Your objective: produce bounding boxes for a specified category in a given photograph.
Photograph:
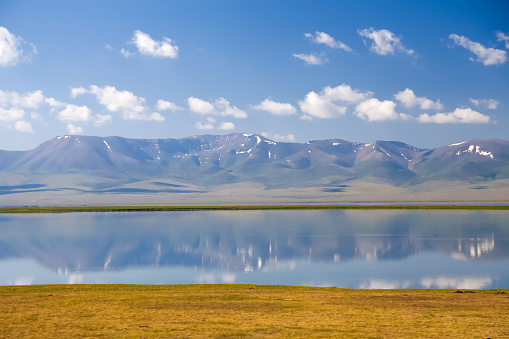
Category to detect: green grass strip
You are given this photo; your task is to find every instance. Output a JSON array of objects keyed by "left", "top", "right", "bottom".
[{"left": 0, "top": 204, "right": 508, "bottom": 213}]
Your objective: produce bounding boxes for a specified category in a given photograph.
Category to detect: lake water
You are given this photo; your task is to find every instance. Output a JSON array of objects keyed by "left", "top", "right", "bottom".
[{"left": 1, "top": 210, "right": 508, "bottom": 289}]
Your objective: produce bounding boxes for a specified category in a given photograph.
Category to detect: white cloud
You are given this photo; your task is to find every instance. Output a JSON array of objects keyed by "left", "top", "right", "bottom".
[
  {"left": 0, "top": 107, "right": 24, "bottom": 122},
  {"left": 252, "top": 98, "right": 296, "bottom": 116},
  {"left": 496, "top": 31, "right": 509, "bottom": 49},
  {"left": 30, "top": 112, "right": 43, "bottom": 120},
  {"left": 127, "top": 30, "right": 178, "bottom": 59},
  {"left": 93, "top": 114, "right": 112, "bottom": 126},
  {"left": 58, "top": 104, "right": 92, "bottom": 122},
  {"left": 354, "top": 98, "right": 410, "bottom": 121},
  {"left": 194, "top": 121, "right": 214, "bottom": 130},
  {"left": 188, "top": 97, "right": 247, "bottom": 118},
  {"left": 67, "top": 123, "right": 83, "bottom": 134},
  {"left": 449, "top": 34, "right": 507, "bottom": 66},
  {"left": 70, "top": 86, "right": 87, "bottom": 98},
  {"left": 0, "top": 26, "right": 37, "bottom": 66},
  {"left": 156, "top": 99, "right": 183, "bottom": 112},
  {"left": 57, "top": 103, "right": 111, "bottom": 127},
  {"left": 358, "top": 28, "right": 414, "bottom": 56},
  {"left": 88, "top": 85, "right": 164, "bottom": 121},
  {"left": 261, "top": 132, "right": 296, "bottom": 142},
  {"left": 469, "top": 98, "right": 498, "bottom": 109},
  {"left": 0, "top": 89, "right": 45, "bottom": 109},
  {"left": 418, "top": 108, "right": 491, "bottom": 124},
  {"left": 120, "top": 48, "right": 134, "bottom": 58},
  {"left": 188, "top": 97, "right": 215, "bottom": 114},
  {"left": 0, "top": 90, "right": 44, "bottom": 131},
  {"left": 14, "top": 120, "right": 33, "bottom": 133},
  {"left": 395, "top": 88, "right": 443, "bottom": 110},
  {"left": 293, "top": 53, "right": 327, "bottom": 65},
  {"left": 298, "top": 84, "right": 372, "bottom": 119},
  {"left": 218, "top": 121, "right": 235, "bottom": 130},
  {"left": 299, "top": 91, "right": 346, "bottom": 119},
  {"left": 304, "top": 31, "right": 353, "bottom": 52},
  {"left": 323, "top": 84, "right": 373, "bottom": 103},
  {"left": 0, "top": 88, "right": 114, "bottom": 133},
  {"left": 194, "top": 117, "right": 216, "bottom": 130},
  {"left": 45, "top": 97, "right": 66, "bottom": 108}
]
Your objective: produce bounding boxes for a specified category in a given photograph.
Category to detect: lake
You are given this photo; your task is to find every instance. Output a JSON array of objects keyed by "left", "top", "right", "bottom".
[{"left": 1, "top": 209, "right": 508, "bottom": 288}]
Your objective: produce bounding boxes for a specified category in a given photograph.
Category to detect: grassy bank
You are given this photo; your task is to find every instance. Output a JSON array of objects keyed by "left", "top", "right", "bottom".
[
  {"left": 1, "top": 284, "right": 508, "bottom": 338},
  {"left": 1, "top": 204, "right": 508, "bottom": 213}
]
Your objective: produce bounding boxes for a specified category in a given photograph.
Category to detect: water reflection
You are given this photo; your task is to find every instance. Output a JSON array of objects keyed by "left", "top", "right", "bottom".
[{"left": 0, "top": 210, "right": 508, "bottom": 288}]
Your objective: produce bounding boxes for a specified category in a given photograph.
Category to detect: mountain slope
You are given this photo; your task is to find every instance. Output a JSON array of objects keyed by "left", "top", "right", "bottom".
[{"left": 1, "top": 134, "right": 508, "bottom": 192}]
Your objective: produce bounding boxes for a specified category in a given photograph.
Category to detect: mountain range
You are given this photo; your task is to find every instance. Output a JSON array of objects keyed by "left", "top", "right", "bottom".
[{"left": 1, "top": 134, "right": 508, "bottom": 205}]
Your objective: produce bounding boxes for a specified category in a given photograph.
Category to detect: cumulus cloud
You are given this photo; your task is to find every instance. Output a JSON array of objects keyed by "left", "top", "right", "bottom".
[
  {"left": 299, "top": 84, "right": 373, "bottom": 119},
  {"left": 57, "top": 104, "right": 93, "bottom": 122},
  {"left": 0, "top": 89, "right": 45, "bottom": 109},
  {"left": 194, "top": 121, "right": 214, "bottom": 130},
  {"left": 261, "top": 132, "right": 296, "bottom": 142},
  {"left": 56, "top": 104, "right": 111, "bottom": 126},
  {"left": 358, "top": 28, "right": 414, "bottom": 56},
  {"left": 418, "top": 108, "right": 491, "bottom": 124},
  {"left": 218, "top": 121, "right": 235, "bottom": 130},
  {"left": 469, "top": 98, "right": 498, "bottom": 109},
  {"left": 293, "top": 53, "right": 327, "bottom": 65},
  {"left": 0, "top": 90, "right": 46, "bottom": 131},
  {"left": 14, "top": 120, "right": 33, "bottom": 133},
  {"left": 395, "top": 88, "right": 443, "bottom": 110},
  {"left": 125, "top": 30, "right": 178, "bottom": 59},
  {"left": 76, "top": 85, "right": 165, "bottom": 121},
  {"left": 449, "top": 34, "right": 507, "bottom": 66},
  {"left": 156, "top": 99, "right": 183, "bottom": 112},
  {"left": 0, "top": 26, "right": 37, "bottom": 66},
  {"left": 252, "top": 98, "right": 297, "bottom": 116},
  {"left": 0, "top": 107, "right": 25, "bottom": 122},
  {"left": 354, "top": 98, "right": 410, "bottom": 121},
  {"left": 304, "top": 31, "right": 353, "bottom": 52},
  {"left": 188, "top": 97, "right": 247, "bottom": 118},
  {"left": 70, "top": 86, "right": 87, "bottom": 98},
  {"left": 67, "top": 123, "right": 83, "bottom": 134},
  {"left": 496, "top": 31, "right": 509, "bottom": 49},
  {"left": 0, "top": 88, "right": 114, "bottom": 133},
  {"left": 188, "top": 97, "right": 215, "bottom": 114}
]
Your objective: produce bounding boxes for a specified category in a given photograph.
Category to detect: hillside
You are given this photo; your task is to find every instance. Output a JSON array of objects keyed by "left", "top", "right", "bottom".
[{"left": 1, "top": 134, "right": 508, "bottom": 205}]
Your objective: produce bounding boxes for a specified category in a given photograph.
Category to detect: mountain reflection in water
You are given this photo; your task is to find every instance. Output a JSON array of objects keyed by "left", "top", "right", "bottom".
[{"left": 0, "top": 210, "right": 508, "bottom": 288}]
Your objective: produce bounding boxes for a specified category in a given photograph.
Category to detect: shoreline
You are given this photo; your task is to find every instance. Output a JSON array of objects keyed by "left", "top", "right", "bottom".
[{"left": 1, "top": 204, "right": 509, "bottom": 213}]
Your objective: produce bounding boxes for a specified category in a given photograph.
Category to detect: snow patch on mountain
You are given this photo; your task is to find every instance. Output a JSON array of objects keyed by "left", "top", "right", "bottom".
[{"left": 455, "top": 145, "right": 494, "bottom": 159}]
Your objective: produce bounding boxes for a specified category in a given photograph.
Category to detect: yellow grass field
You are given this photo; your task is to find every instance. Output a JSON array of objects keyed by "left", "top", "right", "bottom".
[{"left": 1, "top": 284, "right": 508, "bottom": 338}]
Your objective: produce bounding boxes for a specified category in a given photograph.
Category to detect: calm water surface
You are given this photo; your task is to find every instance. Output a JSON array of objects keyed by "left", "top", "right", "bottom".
[{"left": 1, "top": 210, "right": 508, "bottom": 289}]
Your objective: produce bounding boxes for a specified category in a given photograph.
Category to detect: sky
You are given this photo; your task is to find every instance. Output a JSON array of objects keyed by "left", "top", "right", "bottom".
[{"left": 0, "top": 0, "right": 508, "bottom": 150}]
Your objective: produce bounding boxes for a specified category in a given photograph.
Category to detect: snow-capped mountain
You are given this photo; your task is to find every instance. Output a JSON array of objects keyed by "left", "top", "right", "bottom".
[
  {"left": 1, "top": 134, "right": 508, "bottom": 186},
  {"left": 1, "top": 134, "right": 508, "bottom": 203}
]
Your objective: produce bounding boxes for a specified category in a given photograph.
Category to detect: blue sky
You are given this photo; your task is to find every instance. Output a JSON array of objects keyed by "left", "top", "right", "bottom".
[{"left": 1, "top": 0, "right": 508, "bottom": 150}]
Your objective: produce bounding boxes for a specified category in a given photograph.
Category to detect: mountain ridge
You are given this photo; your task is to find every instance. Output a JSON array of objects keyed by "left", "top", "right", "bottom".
[{"left": 1, "top": 133, "right": 508, "bottom": 205}]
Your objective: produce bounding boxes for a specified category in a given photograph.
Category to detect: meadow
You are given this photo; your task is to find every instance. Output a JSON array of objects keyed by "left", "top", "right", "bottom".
[{"left": 1, "top": 284, "right": 508, "bottom": 338}]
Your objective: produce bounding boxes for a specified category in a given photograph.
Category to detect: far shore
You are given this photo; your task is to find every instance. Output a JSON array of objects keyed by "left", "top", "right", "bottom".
[{"left": 1, "top": 204, "right": 508, "bottom": 213}]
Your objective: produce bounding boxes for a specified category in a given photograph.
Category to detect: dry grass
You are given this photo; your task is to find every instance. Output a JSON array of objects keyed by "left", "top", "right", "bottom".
[{"left": 1, "top": 284, "right": 508, "bottom": 338}]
